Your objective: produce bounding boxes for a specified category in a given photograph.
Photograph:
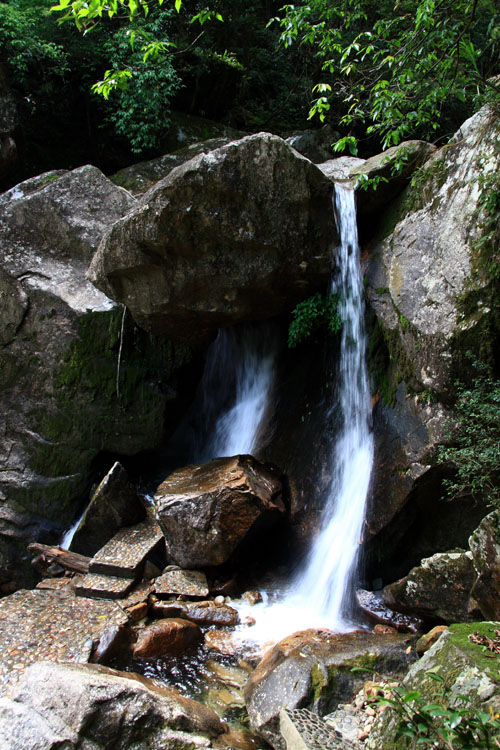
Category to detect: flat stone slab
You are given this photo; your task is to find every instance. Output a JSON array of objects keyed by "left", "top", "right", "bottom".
[
  {"left": 153, "top": 568, "right": 209, "bottom": 598},
  {"left": 0, "top": 588, "right": 127, "bottom": 695},
  {"left": 89, "top": 515, "right": 164, "bottom": 579},
  {"left": 74, "top": 573, "right": 136, "bottom": 600},
  {"left": 280, "top": 708, "right": 355, "bottom": 750}
]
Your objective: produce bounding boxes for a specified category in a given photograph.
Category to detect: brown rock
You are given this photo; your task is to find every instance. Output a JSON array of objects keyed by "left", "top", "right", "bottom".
[
  {"left": 125, "top": 602, "right": 148, "bottom": 622},
  {"left": 133, "top": 618, "right": 202, "bottom": 658},
  {"left": 243, "top": 590, "right": 263, "bottom": 606},
  {"left": 204, "top": 630, "right": 240, "bottom": 657},
  {"left": 154, "top": 455, "right": 284, "bottom": 568},
  {"left": 373, "top": 624, "right": 398, "bottom": 635},
  {"left": 415, "top": 625, "right": 448, "bottom": 655},
  {"left": 151, "top": 599, "right": 239, "bottom": 627}
]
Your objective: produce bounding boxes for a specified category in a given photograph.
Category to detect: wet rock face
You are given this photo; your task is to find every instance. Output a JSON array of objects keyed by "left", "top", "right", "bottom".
[
  {"left": 151, "top": 599, "right": 240, "bottom": 627},
  {"left": 363, "top": 107, "right": 500, "bottom": 573},
  {"left": 244, "top": 629, "right": 415, "bottom": 750},
  {"left": 154, "top": 454, "right": 285, "bottom": 568},
  {"left": 0, "top": 167, "right": 195, "bottom": 591},
  {"left": 0, "top": 661, "right": 226, "bottom": 749},
  {"left": 382, "top": 550, "right": 481, "bottom": 623},
  {"left": 89, "top": 133, "right": 336, "bottom": 343}
]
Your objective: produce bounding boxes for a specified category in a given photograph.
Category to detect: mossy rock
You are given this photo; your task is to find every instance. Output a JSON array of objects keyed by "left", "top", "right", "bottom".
[
  {"left": 244, "top": 629, "right": 415, "bottom": 750},
  {"left": 367, "top": 622, "right": 500, "bottom": 750}
]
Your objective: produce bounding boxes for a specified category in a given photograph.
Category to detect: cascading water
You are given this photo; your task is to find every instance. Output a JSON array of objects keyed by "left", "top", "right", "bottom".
[
  {"left": 174, "top": 324, "right": 277, "bottom": 464},
  {"left": 238, "top": 183, "right": 373, "bottom": 641},
  {"left": 203, "top": 327, "right": 276, "bottom": 459}
]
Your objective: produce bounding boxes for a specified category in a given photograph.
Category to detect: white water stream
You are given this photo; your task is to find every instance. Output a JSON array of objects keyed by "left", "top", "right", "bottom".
[
  {"left": 188, "top": 324, "right": 277, "bottom": 462},
  {"left": 237, "top": 184, "right": 373, "bottom": 643},
  {"left": 60, "top": 506, "right": 86, "bottom": 550}
]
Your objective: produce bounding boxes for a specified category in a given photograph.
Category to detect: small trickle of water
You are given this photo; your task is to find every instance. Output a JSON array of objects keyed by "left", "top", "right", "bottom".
[
  {"left": 60, "top": 506, "right": 86, "bottom": 550},
  {"left": 236, "top": 184, "right": 373, "bottom": 643}
]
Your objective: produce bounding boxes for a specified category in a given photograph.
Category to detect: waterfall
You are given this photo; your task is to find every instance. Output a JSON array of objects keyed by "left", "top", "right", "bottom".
[
  {"left": 176, "top": 324, "right": 277, "bottom": 463},
  {"left": 238, "top": 184, "right": 373, "bottom": 640}
]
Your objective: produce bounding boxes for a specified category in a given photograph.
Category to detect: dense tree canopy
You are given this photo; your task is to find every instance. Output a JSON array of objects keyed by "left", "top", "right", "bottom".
[
  {"left": 0, "top": 0, "right": 498, "bottom": 182},
  {"left": 275, "top": 0, "right": 500, "bottom": 151}
]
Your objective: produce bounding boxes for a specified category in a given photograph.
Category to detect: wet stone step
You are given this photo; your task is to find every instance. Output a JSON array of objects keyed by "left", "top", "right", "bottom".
[
  {"left": 0, "top": 588, "right": 127, "bottom": 695},
  {"left": 153, "top": 568, "right": 209, "bottom": 598},
  {"left": 88, "top": 516, "right": 165, "bottom": 579},
  {"left": 74, "top": 573, "right": 137, "bottom": 600},
  {"left": 279, "top": 708, "right": 358, "bottom": 750}
]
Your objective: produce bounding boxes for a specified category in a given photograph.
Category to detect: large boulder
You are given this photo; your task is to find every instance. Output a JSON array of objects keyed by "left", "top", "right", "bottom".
[
  {"left": 468, "top": 510, "right": 500, "bottom": 619},
  {"left": 154, "top": 454, "right": 285, "bottom": 568},
  {"left": 89, "top": 133, "right": 336, "bottom": 343},
  {"left": 111, "top": 137, "right": 244, "bottom": 195},
  {"left": 0, "top": 661, "right": 226, "bottom": 749},
  {"left": 367, "top": 622, "right": 500, "bottom": 749},
  {"left": 133, "top": 618, "right": 202, "bottom": 657},
  {"left": 0, "top": 167, "right": 195, "bottom": 590},
  {"left": 382, "top": 550, "right": 481, "bottom": 623},
  {"left": 244, "top": 629, "right": 415, "bottom": 750},
  {"left": 366, "top": 105, "right": 499, "bottom": 396}
]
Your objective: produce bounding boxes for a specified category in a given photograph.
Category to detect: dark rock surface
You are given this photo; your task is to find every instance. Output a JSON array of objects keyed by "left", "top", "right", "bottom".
[
  {"left": 154, "top": 454, "right": 285, "bottom": 568},
  {"left": 151, "top": 599, "right": 240, "bottom": 627},
  {"left": 0, "top": 67, "right": 19, "bottom": 185},
  {"left": 284, "top": 124, "right": 341, "bottom": 163},
  {"left": 0, "top": 166, "right": 195, "bottom": 590},
  {"left": 0, "top": 661, "right": 226, "bottom": 748},
  {"left": 244, "top": 628, "right": 415, "bottom": 750},
  {"left": 71, "top": 462, "right": 146, "bottom": 557},
  {"left": 89, "top": 133, "right": 336, "bottom": 343}
]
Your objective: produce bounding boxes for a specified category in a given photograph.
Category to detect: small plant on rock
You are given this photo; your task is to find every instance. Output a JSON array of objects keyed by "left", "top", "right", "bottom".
[
  {"left": 287, "top": 292, "right": 341, "bottom": 348},
  {"left": 437, "top": 357, "right": 500, "bottom": 508},
  {"left": 378, "top": 672, "right": 500, "bottom": 749}
]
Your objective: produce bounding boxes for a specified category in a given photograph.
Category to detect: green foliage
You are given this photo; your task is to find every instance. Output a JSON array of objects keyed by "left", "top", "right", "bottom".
[
  {"left": 91, "top": 17, "right": 181, "bottom": 152},
  {"left": 288, "top": 292, "right": 341, "bottom": 348},
  {"left": 272, "top": 0, "right": 500, "bottom": 151},
  {"left": 378, "top": 671, "right": 500, "bottom": 749},
  {"left": 438, "top": 358, "right": 500, "bottom": 507},
  {"left": 0, "top": 0, "right": 69, "bottom": 87}
]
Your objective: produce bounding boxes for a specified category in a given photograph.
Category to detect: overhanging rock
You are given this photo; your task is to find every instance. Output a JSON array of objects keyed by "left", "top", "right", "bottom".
[{"left": 89, "top": 133, "right": 337, "bottom": 343}]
